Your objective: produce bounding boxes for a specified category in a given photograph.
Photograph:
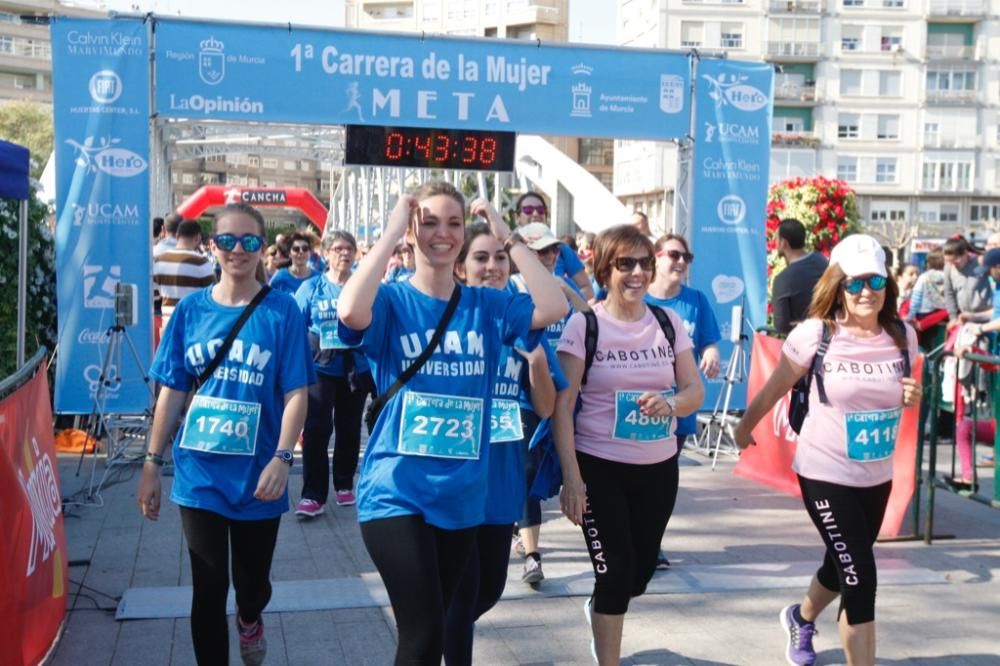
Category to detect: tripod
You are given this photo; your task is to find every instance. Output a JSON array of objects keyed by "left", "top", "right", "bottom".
[
  {"left": 696, "top": 309, "right": 751, "bottom": 470},
  {"left": 77, "top": 322, "right": 155, "bottom": 501}
]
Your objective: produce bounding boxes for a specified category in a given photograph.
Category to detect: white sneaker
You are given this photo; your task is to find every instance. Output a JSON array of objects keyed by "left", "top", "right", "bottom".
[{"left": 583, "top": 597, "right": 597, "bottom": 663}]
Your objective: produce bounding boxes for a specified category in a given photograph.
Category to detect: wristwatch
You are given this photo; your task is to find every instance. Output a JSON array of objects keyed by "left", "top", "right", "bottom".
[{"left": 273, "top": 449, "right": 294, "bottom": 466}]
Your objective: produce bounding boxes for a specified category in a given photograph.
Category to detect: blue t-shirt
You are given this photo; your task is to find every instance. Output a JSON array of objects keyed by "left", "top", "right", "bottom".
[
  {"left": 269, "top": 267, "right": 318, "bottom": 295},
  {"left": 340, "top": 281, "right": 534, "bottom": 529},
  {"left": 151, "top": 287, "right": 316, "bottom": 520},
  {"left": 553, "top": 244, "right": 584, "bottom": 283},
  {"left": 385, "top": 266, "right": 415, "bottom": 283},
  {"left": 645, "top": 285, "right": 721, "bottom": 437},
  {"left": 509, "top": 274, "right": 581, "bottom": 355},
  {"left": 294, "top": 274, "right": 369, "bottom": 377}
]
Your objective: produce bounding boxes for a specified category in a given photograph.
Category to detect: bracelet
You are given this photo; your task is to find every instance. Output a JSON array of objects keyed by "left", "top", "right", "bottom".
[{"left": 144, "top": 452, "right": 165, "bottom": 467}]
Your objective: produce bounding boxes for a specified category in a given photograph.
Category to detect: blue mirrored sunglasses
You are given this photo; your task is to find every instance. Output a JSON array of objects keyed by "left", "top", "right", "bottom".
[
  {"left": 212, "top": 233, "right": 264, "bottom": 253},
  {"left": 843, "top": 275, "right": 887, "bottom": 295}
]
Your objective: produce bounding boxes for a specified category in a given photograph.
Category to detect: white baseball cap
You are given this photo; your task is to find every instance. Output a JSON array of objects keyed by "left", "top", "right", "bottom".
[
  {"left": 515, "top": 223, "right": 561, "bottom": 251},
  {"left": 829, "top": 234, "right": 887, "bottom": 278}
]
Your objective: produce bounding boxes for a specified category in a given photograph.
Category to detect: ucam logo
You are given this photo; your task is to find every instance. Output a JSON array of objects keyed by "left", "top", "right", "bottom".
[
  {"left": 88, "top": 70, "right": 122, "bottom": 104},
  {"left": 705, "top": 121, "right": 760, "bottom": 145},
  {"left": 717, "top": 195, "right": 747, "bottom": 225},
  {"left": 702, "top": 73, "right": 769, "bottom": 112},
  {"left": 71, "top": 201, "right": 141, "bottom": 226},
  {"left": 65, "top": 137, "right": 147, "bottom": 178}
]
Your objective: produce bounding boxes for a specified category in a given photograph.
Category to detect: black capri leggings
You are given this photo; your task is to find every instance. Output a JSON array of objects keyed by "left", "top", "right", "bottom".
[
  {"left": 361, "top": 515, "right": 477, "bottom": 666},
  {"left": 798, "top": 475, "right": 892, "bottom": 625},
  {"left": 301, "top": 370, "right": 369, "bottom": 499},
  {"left": 578, "top": 450, "right": 679, "bottom": 615},
  {"left": 179, "top": 507, "right": 281, "bottom": 665}
]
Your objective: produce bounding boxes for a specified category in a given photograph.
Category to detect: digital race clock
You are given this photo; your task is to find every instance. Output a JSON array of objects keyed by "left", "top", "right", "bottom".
[{"left": 345, "top": 125, "right": 516, "bottom": 172}]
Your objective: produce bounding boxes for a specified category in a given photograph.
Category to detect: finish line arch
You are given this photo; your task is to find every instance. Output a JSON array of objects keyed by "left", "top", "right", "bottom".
[{"left": 177, "top": 185, "right": 329, "bottom": 231}]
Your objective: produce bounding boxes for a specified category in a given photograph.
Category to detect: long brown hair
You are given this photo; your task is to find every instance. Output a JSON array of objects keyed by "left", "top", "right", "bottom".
[{"left": 807, "top": 263, "right": 907, "bottom": 351}]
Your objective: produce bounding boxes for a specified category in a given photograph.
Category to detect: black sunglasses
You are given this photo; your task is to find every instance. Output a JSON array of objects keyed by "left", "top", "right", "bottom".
[
  {"left": 212, "top": 233, "right": 264, "bottom": 253},
  {"left": 613, "top": 256, "right": 656, "bottom": 272},
  {"left": 656, "top": 249, "right": 694, "bottom": 263}
]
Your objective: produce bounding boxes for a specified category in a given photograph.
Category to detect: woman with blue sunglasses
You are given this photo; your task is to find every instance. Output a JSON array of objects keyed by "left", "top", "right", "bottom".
[
  {"left": 138, "top": 203, "right": 315, "bottom": 665},
  {"left": 734, "top": 234, "right": 921, "bottom": 666}
]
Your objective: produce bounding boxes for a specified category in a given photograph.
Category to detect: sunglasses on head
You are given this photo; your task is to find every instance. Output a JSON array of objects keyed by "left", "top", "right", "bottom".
[
  {"left": 656, "top": 249, "right": 694, "bottom": 263},
  {"left": 613, "top": 256, "right": 656, "bottom": 272},
  {"left": 518, "top": 205, "right": 546, "bottom": 216},
  {"left": 212, "top": 233, "right": 264, "bottom": 253},
  {"left": 842, "top": 275, "right": 887, "bottom": 294}
]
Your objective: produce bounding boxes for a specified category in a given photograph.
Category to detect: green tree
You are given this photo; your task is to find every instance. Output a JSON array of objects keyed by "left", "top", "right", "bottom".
[{"left": 0, "top": 101, "right": 54, "bottom": 179}]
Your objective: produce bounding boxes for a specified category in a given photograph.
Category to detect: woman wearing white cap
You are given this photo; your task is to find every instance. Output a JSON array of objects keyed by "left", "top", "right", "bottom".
[{"left": 733, "top": 234, "right": 921, "bottom": 666}]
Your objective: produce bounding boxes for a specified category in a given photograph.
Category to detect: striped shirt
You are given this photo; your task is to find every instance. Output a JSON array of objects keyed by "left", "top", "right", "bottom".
[{"left": 153, "top": 249, "right": 216, "bottom": 326}]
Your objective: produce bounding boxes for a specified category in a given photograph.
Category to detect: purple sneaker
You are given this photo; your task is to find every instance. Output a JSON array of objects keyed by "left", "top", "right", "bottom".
[{"left": 779, "top": 604, "right": 817, "bottom": 666}]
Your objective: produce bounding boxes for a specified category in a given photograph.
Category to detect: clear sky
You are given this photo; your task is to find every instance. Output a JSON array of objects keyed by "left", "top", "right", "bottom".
[{"left": 99, "top": 0, "right": 616, "bottom": 44}]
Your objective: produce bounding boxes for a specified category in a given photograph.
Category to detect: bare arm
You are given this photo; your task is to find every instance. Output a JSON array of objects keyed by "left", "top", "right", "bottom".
[
  {"left": 137, "top": 386, "right": 189, "bottom": 520},
  {"left": 553, "top": 351, "right": 586, "bottom": 526},
  {"left": 733, "top": 354, "right": 808, "bottom": 448},
  {"left": 570, "top": 268, "right": 595, "bottom": 301},
  {"left": 255, "top": 386, "right": 308, "bottom": 501},
  {"left": 520, "top": 345, "right": 556, "bottom": 418}
]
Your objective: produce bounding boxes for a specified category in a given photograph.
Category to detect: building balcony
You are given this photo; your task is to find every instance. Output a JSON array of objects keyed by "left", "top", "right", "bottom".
[
  {"left": 926, "top": 89, "right": 978, "bottom": 103},
  {"left": 774, "top": 82, "right": 817, "bottom": 103},
  {"left": 925, "top": 44, "right": 976, "bottom": 59},
  {"left": 772, "top": 131, "right": 820, "bottom": 148},
  {"left": 768, "top": 0, "right": 821, "bottom": 11},
  {"left": 923, "top": 135, "right": 979, "bottom": 148},
  {"left": 767, "top": 41, "right": 821, "bottom": 59},
  {"left": 0, "top": 83, "right": 50, "bottom": 103},
  {"left": 503, "top": 1, "right": 563, "bottom": 24},
  {"left": 927, "top": 0, "right": 986, "bottom": 19}
]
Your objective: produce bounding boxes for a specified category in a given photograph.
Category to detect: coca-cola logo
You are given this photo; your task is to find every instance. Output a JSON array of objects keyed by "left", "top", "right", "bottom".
[
  {"left": 78, "top": 328, "right": 108, "bottom": 345},
  {"left": 771, "top": 393, "right": 799, "bottom": 442}
]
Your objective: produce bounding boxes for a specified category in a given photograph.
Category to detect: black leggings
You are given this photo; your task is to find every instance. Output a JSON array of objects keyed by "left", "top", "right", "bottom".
[
  {"left": 798, "top": 475, "right": 892, "bottom": 625},
  {"left": 442, "top": 523, "right": 514, "bottom": 666},
  {"left": 179, "top": 507, "right": 281, "bottom": 665},
  {"left": 301, "top": 371, "right": 369, "bottom": 499},
  {"left": 578, "top": 451, "right": 679, "bottom": 615},
  {"left": 519, "top": 410, "right": 543, "bottom": 528},
  {"left": 361, "top": 515, "right": 477, "bottom": 666}
]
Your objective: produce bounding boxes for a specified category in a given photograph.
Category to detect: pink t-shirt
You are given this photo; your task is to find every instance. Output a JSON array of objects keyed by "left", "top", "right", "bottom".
[
  {"left": 558, "top": 303, "right": 694, "bottom": 464},
  {"left": 783, "top": 318, "right": 918, "bottom": 487}
]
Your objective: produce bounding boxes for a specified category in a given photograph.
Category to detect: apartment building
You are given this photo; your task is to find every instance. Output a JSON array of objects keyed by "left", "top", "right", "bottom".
[
  {"left": 345, "top": 0, "right": 615, "bottom": 191},
  {"left": 618, "top": 0, "right": 1000, "bottom": 233}
]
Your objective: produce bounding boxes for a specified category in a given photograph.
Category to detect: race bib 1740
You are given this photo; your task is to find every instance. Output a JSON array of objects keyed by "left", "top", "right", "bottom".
[
  {"left": 398, "top": 391, "right": 484, "bottom": 459},
  {"left": 490, "top": 398, "right": 524, "bottom": 443},
  {"left": 845, "top": 407, "right": 901, "bottom": 462},
  {"left": 179, "top": 395, "right": 261, "bottom": 455},
  {"left": 613, "top": 390, "right": 674, "bottom": 442}
]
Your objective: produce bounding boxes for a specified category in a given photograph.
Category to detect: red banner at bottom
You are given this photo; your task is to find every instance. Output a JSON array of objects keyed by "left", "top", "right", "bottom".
[
  {"left": 734, "top": 333, "right": 922, "bottom": 538},
  {"left": 0, "top": 364, "right": 68, "bottom": 666}
]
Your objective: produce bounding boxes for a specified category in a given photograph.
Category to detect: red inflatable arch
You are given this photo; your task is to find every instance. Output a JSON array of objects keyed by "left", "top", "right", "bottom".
[{"left": 177, "top": 186, "right": 328, "bottom": 231}]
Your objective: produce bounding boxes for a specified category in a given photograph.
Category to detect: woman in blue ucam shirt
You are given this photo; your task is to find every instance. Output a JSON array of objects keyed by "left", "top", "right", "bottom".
[
  {"left": 443, "top": 218, "right": 568, "bottom": 665},
  {"left": 337, "top": 181, "right": 566, "bottom": 665},
  {"left": 294, "top": 230, "right": 373, "bottom": 516},
  {"left": 137, "top": 202, "right": 314, "bottom": 666},
  {"left": 269, "top": 230, "right": 319, "bottom": 294}
]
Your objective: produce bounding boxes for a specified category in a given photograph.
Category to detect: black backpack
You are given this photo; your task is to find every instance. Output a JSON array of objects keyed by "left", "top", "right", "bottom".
[
  {"left": 582, "top": 304, "right": 676, "bottom": 385},
  {"left": 787, "top": 321, "right": 911, "bottom": 435}
]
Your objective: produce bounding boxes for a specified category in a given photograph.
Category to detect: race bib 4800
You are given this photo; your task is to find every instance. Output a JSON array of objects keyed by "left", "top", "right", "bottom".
[
  {"left": 180, "top": 395, "right": 261, "bottom": 455},
  {"left": 845, "top": 407, "right": 901, "bottom": 462},
  {"left": 613, "top": 390, "right": 674, "bottom": 442},
  {"left": 398, "top": 391, "right": 484, "bottom": 459}
]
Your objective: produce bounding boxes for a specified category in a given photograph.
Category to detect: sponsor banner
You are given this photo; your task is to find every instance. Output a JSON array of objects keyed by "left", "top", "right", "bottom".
[
  {"left": 52, "top": 18, "right": 152, "bottom": 413},
  {"left": 0, "top": 363, "right": 68, "bottom": 666},
  {"left": 689, "top": 59, "right": 773, "bottom": 410},
  {"left": 733, "top": 334, "right": 921, "bottom": 538},
  {"left": 153, "top": 19, "right": 690, "bottom": 140}
]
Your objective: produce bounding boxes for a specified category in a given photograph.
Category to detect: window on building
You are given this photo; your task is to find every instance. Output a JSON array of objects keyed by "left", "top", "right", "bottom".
[
  {"left": 876, "top": 158, "right": 898, "bottom": 183},
  {"left": 838, "top": 157, "right": 859, "bottom": 181},
  {"left": 262, "top": 157, "right": 277, "bottom": 169},
  {"left": 841, "top": 26, "right": 862, "bottom": 51},
  {"left": 838, "top": 113, "right": 860, "bottom": 138},
  {"left": 248, "top": 177, "right": 258, "bottom": 187},
  {"left": 878, "top": 70, "right": 901, "bottom": 96},
  {"left": 882, "top": 0, "right": 904, "bottom": 7},
  {"left": 774, "top": 116, "right": 805, "bottom": 132},
  {"left": 248, "top": 156, "right": 260, "bottom": 168},
  {"left": 681, "top": 21, "right": 703, "bottom": 48},
  {"left": 927, "top": 69, "right": 976, "bottom": 92},
  {"left": 840, "top": 70, "right": 862, "bottom": 95},
  {"left": 0, "top": 36, "right": 14, "bottom": 54},
  {"left": 720, "top": 23, "right": 744, "bottom": 49},
  {"left": 925, "top": 122, "right": 940, "bottom": 145},
  {"left": 283, "top": 160, "right": 296, "bottom": 171},
  {"left": 181, "top": 173, "right": 195, "bottom": 185},
  {"left": 870, "top": 206, "right": 907, "bottom": 223},
  {"left": 880, "top": 27, "right": 903, "bottom": 51},
  {"left": 957, "top": 163, "right": 972, "bottom": 190},
  {"left": 971, "top": 203, "right": 1000, "bottom": 222},
  {"left": 877, "top": 114, "right": 899, "bottom": 139},
  {"left": 940, "top": 203, "right": 959, "bottom": 223},
  {"left": 843, "top": 0, "right": 863, "bottom": 6},
  {"left": 580, "top": 138, "right": 613, "bottom": 166}
]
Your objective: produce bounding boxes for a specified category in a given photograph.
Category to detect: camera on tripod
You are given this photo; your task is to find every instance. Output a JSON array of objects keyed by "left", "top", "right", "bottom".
[{"left": 114, "top": 283, "right": 138, "bottom": 328}]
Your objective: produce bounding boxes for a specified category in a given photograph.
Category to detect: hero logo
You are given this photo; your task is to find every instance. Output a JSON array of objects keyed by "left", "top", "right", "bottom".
[
  {"left": 198, "top": 36, "right": 225, "bottom": 85},
  {"left": 702, "top": 73, "right": 768, "bottom": 112},
  {"left": 65, "top": 137, "right": 147, "bottom": 178},
  {"left": 717, "top": 195, "right": 747, "bottom": 225},
  {"left": 83, "top": 264, "right": 121, "bottom": 309},
  {"left": 705, "top": 121, "right": 760, "bottom": 145},
  {"left": 71, "top": 201, "right": 141, "bottom": 226},
  {"left": 88, "top": 70, "right": 122, "bottom": 104},
  {"left": 78, "top": 328, "right": 109, "bottom": 345}
]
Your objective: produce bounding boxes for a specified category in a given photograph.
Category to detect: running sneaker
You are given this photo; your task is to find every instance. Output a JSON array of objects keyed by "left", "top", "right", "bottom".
[
  {"left": 656, "top": 549, "right": 671, "bottom": 570},
  {"left": 237, "top": 616, "right": 267, "bottom": 666},
  {"left": 335, "top": 490, "right": 356, "bottom": 506},
  {"left": 512, "top": 533, "right": 526, "bottom": 558},
  {"left": 779, "top": 604, "right": 817, "bottom": 666},
  {"left": 583, "top": 596, "right": 597, "bottom": 663},
  {"left": 522, "top": 554, "right": 544, "bottom": 584},
  {"left": 295, "top": 499, "right": 325, "bottom": 518}
]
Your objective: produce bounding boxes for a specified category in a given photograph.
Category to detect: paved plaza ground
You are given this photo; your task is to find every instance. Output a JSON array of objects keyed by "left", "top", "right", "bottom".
[{"left": 50, "top": 446, "right": 1000, "bottom": 666}]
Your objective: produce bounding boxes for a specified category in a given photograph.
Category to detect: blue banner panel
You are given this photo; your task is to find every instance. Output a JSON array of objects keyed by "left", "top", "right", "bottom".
[
  {"left": 52, "top": 18, "right": 152, "bottom": 414},
  {"left": 689, "top": 59, "right": 773, "bottom": 410},
  {"left": 154, "top": 20, "right": 690, "bottom": 140}
]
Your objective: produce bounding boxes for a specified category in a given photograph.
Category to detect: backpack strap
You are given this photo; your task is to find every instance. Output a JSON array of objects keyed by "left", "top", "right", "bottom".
[
  {"left": 811, "top": 323, "right": 833, "bottom": 405},
  {"left": 647, "top": 304, "right": 677, "bottom": 373},
  {"left": 581, "top": 309, "right": 599, "bottom": 385},
  {"left": 895, "top": 320, "right": 911, "bottom": 378}
]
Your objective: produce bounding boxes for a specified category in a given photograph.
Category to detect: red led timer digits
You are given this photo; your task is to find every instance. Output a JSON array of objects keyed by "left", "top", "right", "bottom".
[{"left": 384, "top": 132, "right": 498, "bottom": 167}]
